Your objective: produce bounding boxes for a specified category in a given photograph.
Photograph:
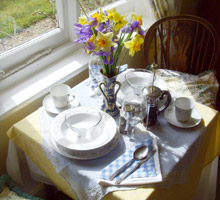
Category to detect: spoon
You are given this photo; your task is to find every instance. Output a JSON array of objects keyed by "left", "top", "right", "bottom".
[
  {"left": 116, "top": 149, "right": 156, "bottom": 184},
  {"left": 109, "top": 145, "right": 149, "bottom": 181}
]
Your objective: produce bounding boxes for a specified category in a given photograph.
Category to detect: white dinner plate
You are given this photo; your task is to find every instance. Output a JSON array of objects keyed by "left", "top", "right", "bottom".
[
  {"left": 43, "top": 94, "right": 80, "bottom": 115},
  {"left": 164, "top": 104, "right": 202, "bottom": 128},
  {"left": 50, "top": 129, "right": 120, "bottom": 160},
  {"left": 50, "top": 107, "right": 119, "bottom": 159},
  {"left": 116, "top": 70, "right": 168, "bottom": 106}
]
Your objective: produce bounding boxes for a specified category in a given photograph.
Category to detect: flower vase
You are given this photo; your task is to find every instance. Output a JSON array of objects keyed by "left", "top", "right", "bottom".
[{"left": 98, "top": 72, "right": 121, "bottom": 118}]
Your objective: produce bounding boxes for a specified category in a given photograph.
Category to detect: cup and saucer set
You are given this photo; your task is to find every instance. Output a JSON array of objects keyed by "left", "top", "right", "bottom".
[
  {"left": 43, "top": 84, "right": 80, "bottom": 115},
  {"left": 164, "top": 96, "right": 202, "bottom": 129}
]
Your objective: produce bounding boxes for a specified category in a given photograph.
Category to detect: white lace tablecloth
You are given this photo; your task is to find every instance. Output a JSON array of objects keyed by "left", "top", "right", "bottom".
[{"left": 40, "top": 79, "right": 206, "bottom": 200}]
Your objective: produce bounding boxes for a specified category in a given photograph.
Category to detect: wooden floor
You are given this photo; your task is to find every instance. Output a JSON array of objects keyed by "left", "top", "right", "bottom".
[{"left": 39, "top": 185, "right": 72, "bottom": 200}]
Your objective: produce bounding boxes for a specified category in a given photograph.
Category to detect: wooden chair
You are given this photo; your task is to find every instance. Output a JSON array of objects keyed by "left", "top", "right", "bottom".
[
  {"left": 143, "top": 15, "right": 220, "bottom": 110},
  {"left": 143, "top": 15, "right": 219, "bottom": 75}
]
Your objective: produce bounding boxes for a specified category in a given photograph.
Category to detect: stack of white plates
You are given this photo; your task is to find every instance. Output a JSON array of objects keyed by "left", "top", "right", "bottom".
[{"left": 50, "top": 107, "right": 120, "bottom": 160}]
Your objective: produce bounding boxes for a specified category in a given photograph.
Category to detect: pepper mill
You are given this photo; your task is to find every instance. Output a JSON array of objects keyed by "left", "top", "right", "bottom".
[{"left": 119, "top": 104, "right": 135, "bottom": 135}]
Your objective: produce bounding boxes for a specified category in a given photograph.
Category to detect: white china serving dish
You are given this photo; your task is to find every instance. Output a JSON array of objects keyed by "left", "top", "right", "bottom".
[
  {"left": 164, "top": 104, "right": 202, "bottom": 128},
  {"left": 50, "top": 107, "right": 119, "bottom": 159},
  {"left": 43, "top": 94, "right": 80, "bottom": 115}
]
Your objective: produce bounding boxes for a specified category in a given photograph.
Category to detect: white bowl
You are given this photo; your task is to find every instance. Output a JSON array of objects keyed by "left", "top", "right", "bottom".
[
  {"left": 65, "top": 107, "right": 102, "bottom": 139},
  {"left": 125, "top": 69, "right": 153, "bottom": 94}
]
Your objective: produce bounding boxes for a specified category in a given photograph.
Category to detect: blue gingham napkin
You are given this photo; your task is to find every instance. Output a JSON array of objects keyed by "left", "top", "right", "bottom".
[{"left": 98, "top": 138, "right": 162, "bottom": 186}]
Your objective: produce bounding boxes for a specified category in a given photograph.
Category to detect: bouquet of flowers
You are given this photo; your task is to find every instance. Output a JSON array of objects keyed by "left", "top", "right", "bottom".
[{"left": 74, "top": 4, "right": 145, "bottom": 78}]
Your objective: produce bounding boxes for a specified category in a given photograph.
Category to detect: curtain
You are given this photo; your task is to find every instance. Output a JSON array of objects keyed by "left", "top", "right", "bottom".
[
  {"left": 144, "top": 0, "right": 183, "bottom": 69},
  {"left": 145, "top": 0, "right": 182, "bottom": 20}
]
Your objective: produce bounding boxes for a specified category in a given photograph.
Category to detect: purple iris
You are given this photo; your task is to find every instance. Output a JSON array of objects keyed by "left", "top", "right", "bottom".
[
  {"left": 98, "top": 23, "right": 105, "bottom": 32},
  {"left": 121, "top": 24, "right": 132, "bottom": 33},
  {"left": 98, "top": 20, "right": 111, "bottom": 33},
  {"left": 84, "top": 42, "right": 95, "bottom": 51},
  {"left": 103, "top": 10, "right": 108, "bottom": 16},
  {"left": 131, "top": 20, "right": 140, "bottom": 30},
  {"left": 130, "top": 20, "right": 145, "bottom": 36},
  {"left": 122, "top": 20, "right": 142, "bottom": 34},
  {"left": 95, "top": 51, "right": 106, "bottom": 56},
  {"left": 111, "top": 40, "right": 118, "bottom": 52},
  {"left": 88, "top": 17, "right": 98, "bottom": 27},
  {"left": 103, "top": 53, "right": 114, "bottom": 65},
  {"left": 74, "top": 23, "right": 93, "bottom": 43},
  {"left": 95, "top": 51, "right": 114, "bottom": 65},
  {"left": 105, "top": 20, "right": 111, "bottom": 31},
  {"left": 138, "top": 27, "right": 145, "bottom": 36}
]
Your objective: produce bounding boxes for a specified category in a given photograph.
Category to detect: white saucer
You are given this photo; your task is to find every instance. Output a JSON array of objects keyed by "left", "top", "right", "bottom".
[
  {"left": 164, "top": 104, "right": 202, "bottom": 128},
  {"left": 43, "top": 94, "right": 80, "bottom": 115}
]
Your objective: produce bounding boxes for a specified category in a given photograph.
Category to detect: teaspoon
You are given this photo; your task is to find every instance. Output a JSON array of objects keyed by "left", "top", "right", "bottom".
[{"left": 109, "top": 145, "right": 149, "bottom": 181}]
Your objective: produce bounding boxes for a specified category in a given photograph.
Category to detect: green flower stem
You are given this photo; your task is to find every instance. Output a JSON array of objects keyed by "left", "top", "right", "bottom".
[
  {"left": 119, "top": 48, "right": 129, "bottom": 68},
  {"left": 112, "top": 42, "right": 123, "bottom": 70},
  {"left": 76, "top": 0, "right": 89, "bottom": 20},
  {"left": 99, "top": 56, "right": 106, "bottom": 75}
]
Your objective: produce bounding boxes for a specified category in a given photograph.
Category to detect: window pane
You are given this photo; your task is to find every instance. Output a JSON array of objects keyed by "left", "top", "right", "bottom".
[
  {"left": 0, "top": 0, "right": 58, "bottom": 54},
  {"left": 79, "top": 0, "right": 120, "bottom": 14}
]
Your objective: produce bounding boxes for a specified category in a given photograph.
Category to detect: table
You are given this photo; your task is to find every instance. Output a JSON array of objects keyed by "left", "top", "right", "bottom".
[{"left": 7, "top": 79, "right": 220, "bottom": 200}]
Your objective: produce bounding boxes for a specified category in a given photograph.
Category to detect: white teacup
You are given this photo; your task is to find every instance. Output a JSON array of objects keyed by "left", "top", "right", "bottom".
[
  {"left": 174, "top": 97, "right": 195, "bottom": 122},
  {"left": 50, "top": 84, "right": 74, "bottom": 108}
]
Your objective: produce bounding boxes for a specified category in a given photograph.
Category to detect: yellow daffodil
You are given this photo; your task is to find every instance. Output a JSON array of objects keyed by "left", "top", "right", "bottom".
[
  {"left": 96, "top": 31, "right": 116, "bottom": 52},
  {"left": 89, "top": 35, "right": 96, "bottom": 43},
  {"left": 124, "top": 35, "right": 144, "bottom": 56},
  {"left": 107, "top": 9, "right": 127, "bottom": 31},
  {"left": 88, "top": 35, "right": 98, "bottom": 50},
  {"left": 107, "top": 8, "right": 117, "bottom": 21},
  {"left": 78, "top": 17, "right": 88, "bottom": 25},
  {"left": 114, "top": 13, "right": 128, "bottom": 31},
  {"left": 92, "top": 8, "right": 108, "bottom": 23},
  {"left": 131, "top": 13, "right": 143, "bottom": 26}
]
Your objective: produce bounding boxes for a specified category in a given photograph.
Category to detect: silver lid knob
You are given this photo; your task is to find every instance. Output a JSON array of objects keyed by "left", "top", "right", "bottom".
[{"left": 143, "top": 86, "right": 162, "bottom": 98}]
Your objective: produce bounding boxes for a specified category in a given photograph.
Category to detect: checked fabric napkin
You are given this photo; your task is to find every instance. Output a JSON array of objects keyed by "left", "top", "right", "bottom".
[{"left": 98, "top": 138, "right": 162, "bottom": 186}]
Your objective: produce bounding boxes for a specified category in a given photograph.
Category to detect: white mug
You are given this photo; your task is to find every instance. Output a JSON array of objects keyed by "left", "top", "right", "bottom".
[
  {"left": 50, "top": 84, "right": 74, "bottom": 108},
  {"left": 174, "top": 97, "right": 195, "bottom": 122}
]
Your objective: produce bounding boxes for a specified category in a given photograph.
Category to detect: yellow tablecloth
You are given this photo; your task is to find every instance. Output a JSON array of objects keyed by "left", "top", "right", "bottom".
[{"left": 7, "top": 103, "right": 220, "bottom": 200}]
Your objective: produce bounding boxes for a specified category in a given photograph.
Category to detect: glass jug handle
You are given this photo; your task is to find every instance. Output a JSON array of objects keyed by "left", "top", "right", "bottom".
[{"left": 158, "top": 91, "right": 171, "bottom": 113}]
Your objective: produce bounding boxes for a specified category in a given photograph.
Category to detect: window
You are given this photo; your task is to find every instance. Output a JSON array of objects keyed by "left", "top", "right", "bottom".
[
  {"left": 0, "top": 0, "right": 58, "bottom": 54},
  {"left": 0, "top": 0, "right": 70, "bottom": 79},
  {"left": 0, "top": 0, "right": 136, "bottom": 82}
]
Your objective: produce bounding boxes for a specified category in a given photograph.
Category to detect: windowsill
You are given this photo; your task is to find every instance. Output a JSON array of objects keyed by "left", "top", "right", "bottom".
[{"left": 0, "top": 43, "right": 90, "bottom": 121}]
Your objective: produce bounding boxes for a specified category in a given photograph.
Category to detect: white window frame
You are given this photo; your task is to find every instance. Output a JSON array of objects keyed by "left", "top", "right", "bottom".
[
  {"left": 1, "top": 0, "right": 70, "bottom": 73},
  {"left": 0, "top": 0, "right": 135, "bottom": 74}
]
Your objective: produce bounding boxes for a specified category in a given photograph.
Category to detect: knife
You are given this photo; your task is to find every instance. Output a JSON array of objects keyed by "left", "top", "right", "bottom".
[
  {"left": 115, "top": 150, "right": 156, "bottom": 185},
  {"left": 109, "top": 157, "right": 134, "bottom": 181}
]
